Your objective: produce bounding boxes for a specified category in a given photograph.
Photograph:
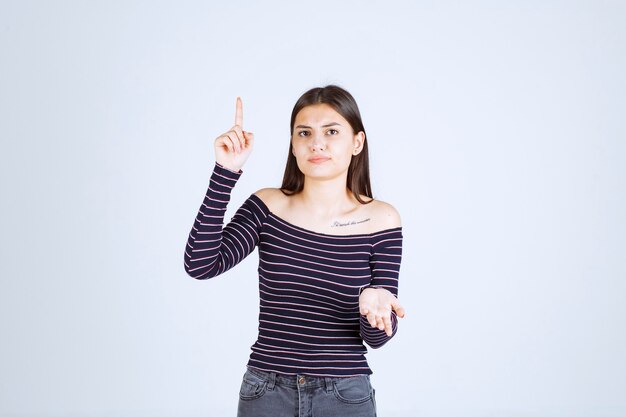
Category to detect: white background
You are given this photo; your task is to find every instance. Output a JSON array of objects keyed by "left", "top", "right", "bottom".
[{"left": 1, "top": 1, "right": 625, "bottom": 416}]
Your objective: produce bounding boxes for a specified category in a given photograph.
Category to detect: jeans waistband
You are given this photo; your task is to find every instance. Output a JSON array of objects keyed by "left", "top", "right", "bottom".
[{"left": 246, "top": 366, "right": 369, "bottom": 390}]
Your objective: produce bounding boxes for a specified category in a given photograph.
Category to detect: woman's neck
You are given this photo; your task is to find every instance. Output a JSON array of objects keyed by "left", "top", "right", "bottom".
[{"left": 296, "top": 175, "right": 356, "bottom": 217}]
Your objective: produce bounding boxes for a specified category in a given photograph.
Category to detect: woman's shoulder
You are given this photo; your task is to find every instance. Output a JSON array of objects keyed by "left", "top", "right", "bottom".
[
  {"left": 253, "top": 187, "right": 284, "bottom": 201},
  {"left": 253, "top": 188, "right": 287, "bottom": 213},
  {"left": 361, "top": 196, "right": 402, "bottom": 231}
]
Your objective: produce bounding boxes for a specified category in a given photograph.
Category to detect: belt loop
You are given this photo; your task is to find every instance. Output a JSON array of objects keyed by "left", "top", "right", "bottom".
[
  {"left": 324, "top": 377, "right": 334, "bottom": 393},
  {"left": 267, "top": 372, "right": 276, "bottom": 391}
]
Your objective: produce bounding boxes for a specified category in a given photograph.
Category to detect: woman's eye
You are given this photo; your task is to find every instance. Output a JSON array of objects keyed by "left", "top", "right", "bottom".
[{"left": 297, "top": 129, "right": 337, "bottom": 137}]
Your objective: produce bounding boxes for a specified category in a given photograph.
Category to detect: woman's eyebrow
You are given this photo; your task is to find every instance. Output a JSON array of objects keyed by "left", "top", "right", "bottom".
[{"left": 295, "top": 122, "right": 341, "bottom": 129}]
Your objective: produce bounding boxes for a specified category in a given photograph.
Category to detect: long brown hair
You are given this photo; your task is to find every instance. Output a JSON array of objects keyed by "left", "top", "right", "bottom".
[{"left": 280, "top": 84, "right": 373, "bottom": 204}]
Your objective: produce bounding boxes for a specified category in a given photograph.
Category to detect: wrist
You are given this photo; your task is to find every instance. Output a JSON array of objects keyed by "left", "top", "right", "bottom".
[
  {"left": 359, "top": 285, "right": 381, "bottom": 295},
  {"left": 215, "top": 161, "right": 243, "bottom": 174}
]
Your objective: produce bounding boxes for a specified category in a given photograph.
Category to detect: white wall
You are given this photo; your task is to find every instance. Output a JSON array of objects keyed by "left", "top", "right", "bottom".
[{"left": 1, "top": 1, "right": 625, "bottom": 416}]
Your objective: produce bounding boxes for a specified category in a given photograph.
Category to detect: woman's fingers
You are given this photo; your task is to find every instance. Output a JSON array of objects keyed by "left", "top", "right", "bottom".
[
  {"left": 382, "top": 314, "right": 392, "bottom": 336},
  {"left": 367, "top": 312, "right": 377, "bottom": 328},
  {"left": 364, "top": 306, "right": 394, "bottom": 336},
  {"left": 376, "top": 315, "right": 385, "bottom": 331},
  {"left": 232, "top": 125, "right": 247, "bottom": 150},
  {"left": 243, "top": 130, "right": 254, "bottom": 147},
  {"left": 366, "top": 310, "right": 389, "bottom": 331},
  {"left": 219, "top": 127, "right": 254, "bottom": 156},
  {"left": 235, "top": 96, "right": 243, "bottom": 128},
  {"left": 391, "top": 298, "right": 406, "bottom": 318},
  {"left": 224, "top": 132, "right": 241, "bottom": 153},
  {"left": 217, "top": 135, "right": 235, "bottom": 153},
  {"left": 376, "top": 309, "right": 391, "bottom": 332}
]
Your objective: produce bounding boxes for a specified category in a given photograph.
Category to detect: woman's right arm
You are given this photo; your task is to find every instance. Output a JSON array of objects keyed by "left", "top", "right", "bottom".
[
  {"left": 184, "top": 96, "right": 260, "bottom": 279},
  {"left": 183, "top": 162, "right": 266, "bottom": 279}
]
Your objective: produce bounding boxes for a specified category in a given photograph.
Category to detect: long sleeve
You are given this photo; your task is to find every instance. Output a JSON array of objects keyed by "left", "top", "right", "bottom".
[
  {"left": 184, "top": 162, "right": 268, "bottom": 280},
  {"left": 360, "top": 227, "right": 403, "bottom": 349}
]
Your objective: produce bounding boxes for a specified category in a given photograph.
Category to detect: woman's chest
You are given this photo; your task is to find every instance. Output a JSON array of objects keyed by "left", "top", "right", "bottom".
[{"left": 257, "top": 218, "right": 373, "bottom": 298}]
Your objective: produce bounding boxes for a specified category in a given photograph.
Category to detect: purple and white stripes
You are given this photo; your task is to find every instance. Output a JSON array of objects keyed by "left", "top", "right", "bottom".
[{"left": 184, "top": 163, "right": 403, "bottom": 377}]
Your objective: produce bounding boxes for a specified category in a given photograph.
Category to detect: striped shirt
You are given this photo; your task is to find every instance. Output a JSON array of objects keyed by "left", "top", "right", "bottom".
[{"left": 184, "top": 163, "right": 403, "bottom": 377}]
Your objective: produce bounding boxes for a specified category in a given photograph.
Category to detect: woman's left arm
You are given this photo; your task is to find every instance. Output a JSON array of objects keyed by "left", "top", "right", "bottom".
[{"left": 359, "top": 228, "right": 404, "bottom": 348}]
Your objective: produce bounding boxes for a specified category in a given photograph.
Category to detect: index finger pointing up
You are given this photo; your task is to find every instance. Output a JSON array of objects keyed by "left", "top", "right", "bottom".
[{"left": 235, "top": 96, "right": 243, "bottom": 128}]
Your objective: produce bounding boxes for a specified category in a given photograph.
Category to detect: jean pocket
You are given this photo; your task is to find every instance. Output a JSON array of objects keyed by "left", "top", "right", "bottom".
[
  {"left": 238, "top": 370, "right": 268, "bottom": 401},
  {"left": 332, "top": 375, "right": 373, "bottom": 404}
]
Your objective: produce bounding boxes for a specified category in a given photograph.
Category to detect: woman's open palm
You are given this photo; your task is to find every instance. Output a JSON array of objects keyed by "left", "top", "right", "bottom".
[
  {"left": 359, "top": 287, "right": 406, "bottom": 337},
  {"left": 214, "top": 97, "right": 254, "bottom": 172}
]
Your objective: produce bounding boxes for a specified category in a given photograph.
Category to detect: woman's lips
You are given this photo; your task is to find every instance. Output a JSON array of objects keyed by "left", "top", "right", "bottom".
[{"left": 308, "top": 156, "right": 330, "bottom": 164}]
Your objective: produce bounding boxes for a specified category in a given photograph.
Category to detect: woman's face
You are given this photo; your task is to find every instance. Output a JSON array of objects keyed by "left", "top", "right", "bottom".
[{"left": 291, "top": 103, "right": 365, "bottom": 181}]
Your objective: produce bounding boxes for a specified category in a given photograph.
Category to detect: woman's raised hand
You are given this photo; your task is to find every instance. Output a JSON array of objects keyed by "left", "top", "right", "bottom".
[
  {"left": 213, "top": 96, "right": 254, "bottom": 172},
  {"left": 359, "top": 287, "right": 406, "bottom": 337}
]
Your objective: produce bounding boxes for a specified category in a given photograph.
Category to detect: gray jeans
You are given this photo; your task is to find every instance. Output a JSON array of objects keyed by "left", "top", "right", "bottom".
[{"left": 236, "top": 367, "right": 377, "bottom": 417}]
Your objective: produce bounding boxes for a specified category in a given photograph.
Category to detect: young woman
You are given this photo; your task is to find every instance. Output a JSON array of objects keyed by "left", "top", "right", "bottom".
[{"left": 184, "top": 85, "right": 405, "bottom": 417}]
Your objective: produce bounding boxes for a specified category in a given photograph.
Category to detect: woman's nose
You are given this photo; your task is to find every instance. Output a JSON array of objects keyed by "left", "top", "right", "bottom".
[{"left": 310, "top": 132, "right": 325, "bottom": 151}]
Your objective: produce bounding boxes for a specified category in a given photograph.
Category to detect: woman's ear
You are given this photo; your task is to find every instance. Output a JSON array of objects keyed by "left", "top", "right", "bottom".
[{"left": 353, "top": 131, "right": 365, "bottom": 155}]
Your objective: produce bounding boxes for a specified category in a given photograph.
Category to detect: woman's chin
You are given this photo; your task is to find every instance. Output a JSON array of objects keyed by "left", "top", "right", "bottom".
[{"left": 302, "top": 170, "right": 347, "bottom": 182}]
